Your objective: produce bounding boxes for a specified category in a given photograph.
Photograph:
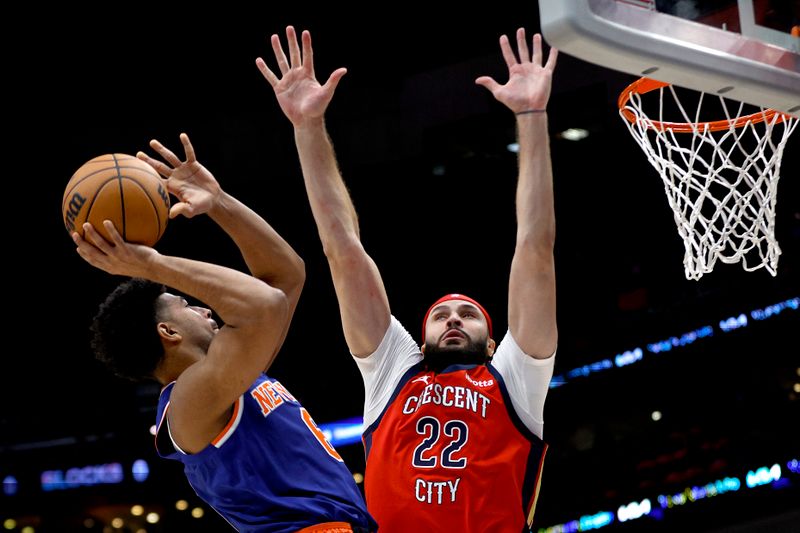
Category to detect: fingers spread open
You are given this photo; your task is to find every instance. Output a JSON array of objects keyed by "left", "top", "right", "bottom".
[
  {"left": 475, "top": 76, "right": 500, "bottom": 93},
  {"left": 180, "top": 133, "right": 196, "bottom": 162},
  {"left": 137, "top": 152, "right": 172, "bottom": 178},
  {"left": 517, "top": 28, "right": 530, "bottom": 63},
  {"left": 255, "top": 57, "right": 279, "bottom": 86},
  {"left": 149, "top": 139, "right": 182, "bottom": 168},
  {"left": 271, "top": 34, "right": 289, "bottom": 75},
  {"left": 170, "top": 202, "right": 194, "bottom": 219},
  {"left": 323, "top": 67, "right": 347, "bottom": 92},
  {"left": 532, "top": 33, "right": 542, "bottom": 66},
  {"left": 287, "top": 26, "right": 301, "bottom": 69},
  {"left": 499, "top": 34, "right": 517, "bottom": 68},
  {"left": 545, "top": 46, "right": 558, "bottom": 71},
  {"left": 302, "top": 30, "right": 315, "bottom": 78}
]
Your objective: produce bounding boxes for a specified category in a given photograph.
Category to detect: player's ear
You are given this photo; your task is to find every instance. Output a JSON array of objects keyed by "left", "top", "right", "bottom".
[
  {"left": 420, "top": 343, "right": 426, "bottom": 354},
  {"left": 486, "top": 338, "right": 496, "bottom": 356},
  {"left": 157, "top": 322, "right": 182, "bottom": 344}
]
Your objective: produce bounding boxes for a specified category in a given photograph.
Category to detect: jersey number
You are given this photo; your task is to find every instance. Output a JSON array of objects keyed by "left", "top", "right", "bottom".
[
  {"left": 300, "top": 408, "right": 343, "bottom": 462},
  {"left": 412, "top": 416, "right": 468, "bottom": 469}
]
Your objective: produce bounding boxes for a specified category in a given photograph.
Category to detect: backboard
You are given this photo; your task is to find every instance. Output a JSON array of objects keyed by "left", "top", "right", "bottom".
[{"left": 538, "top": 0, "right": 800, "bottom": 115}]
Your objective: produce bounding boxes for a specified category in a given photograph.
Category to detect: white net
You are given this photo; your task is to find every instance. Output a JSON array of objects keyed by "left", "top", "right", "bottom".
[{"left": 619, "top": 81, "right": 798, "bottom": 280}]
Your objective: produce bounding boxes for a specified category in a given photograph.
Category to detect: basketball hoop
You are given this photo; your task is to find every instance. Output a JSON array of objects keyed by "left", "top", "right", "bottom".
[{"left": 618, "top": 78, "right": 798, "bottom": 280}]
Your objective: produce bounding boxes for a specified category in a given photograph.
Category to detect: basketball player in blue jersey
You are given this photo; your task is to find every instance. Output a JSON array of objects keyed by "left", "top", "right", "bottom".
[
  {"left": 258, "top": 26, "right": 558, "bottom": 531},
  {"left": 71, "top": 133, "right": 376, "bottom": 533}
]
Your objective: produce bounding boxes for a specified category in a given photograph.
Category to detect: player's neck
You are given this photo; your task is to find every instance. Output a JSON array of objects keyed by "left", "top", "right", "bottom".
[{"left": 423, "top": 350, "right": 489, "bottom": 373}]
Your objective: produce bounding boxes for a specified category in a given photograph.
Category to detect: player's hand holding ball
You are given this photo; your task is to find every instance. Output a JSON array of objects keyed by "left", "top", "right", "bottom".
[
  {"left": 137, "top": 133, "right": 222, "bottom": 220},
  {"left": 63, "top": 154, "right": 170, "bottom": 246}
]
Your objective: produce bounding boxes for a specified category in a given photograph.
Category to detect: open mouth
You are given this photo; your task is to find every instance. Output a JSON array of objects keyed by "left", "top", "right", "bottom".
[{"left": 442, "top": 329, "right": 465, "bottom": 341}]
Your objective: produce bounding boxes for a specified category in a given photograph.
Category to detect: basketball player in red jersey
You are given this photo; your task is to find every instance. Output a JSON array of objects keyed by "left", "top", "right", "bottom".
[{"left": 259, "top": 26, "right": 558, "bottom": 532}]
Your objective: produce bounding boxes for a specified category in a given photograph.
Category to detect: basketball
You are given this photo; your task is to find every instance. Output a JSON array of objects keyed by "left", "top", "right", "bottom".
[{"left": 62, "top": 154, "right": 170, "bottom": 246}]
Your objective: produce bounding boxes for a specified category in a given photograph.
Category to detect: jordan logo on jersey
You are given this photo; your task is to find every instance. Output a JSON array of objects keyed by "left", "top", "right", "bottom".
[{"left": 250, "top": 380, "right": 298, "bottom": 417}]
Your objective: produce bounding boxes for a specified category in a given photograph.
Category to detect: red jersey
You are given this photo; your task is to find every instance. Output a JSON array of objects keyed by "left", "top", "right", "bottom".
[{"left": 362, "top": 362, "right": 547, "bottom": 532}]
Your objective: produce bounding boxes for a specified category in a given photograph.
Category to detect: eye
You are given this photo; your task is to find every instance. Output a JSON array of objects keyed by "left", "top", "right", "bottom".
[{"left": 462, "top": 311, "right": 477, "bottom": 318}]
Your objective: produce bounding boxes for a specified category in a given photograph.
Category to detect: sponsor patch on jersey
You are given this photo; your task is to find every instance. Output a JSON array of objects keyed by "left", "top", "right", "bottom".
[{"left": 465, "top": 374, "right": 494, "bottom": 388}]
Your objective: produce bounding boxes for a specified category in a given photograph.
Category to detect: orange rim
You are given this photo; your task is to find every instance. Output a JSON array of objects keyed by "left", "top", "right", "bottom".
[{"left": 618, "top": 77, "right": 790, "bottom": 132}]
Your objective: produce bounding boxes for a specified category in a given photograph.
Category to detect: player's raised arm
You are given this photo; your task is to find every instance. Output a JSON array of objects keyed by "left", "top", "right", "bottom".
[
  {"left": 257, "top": 26, "right": 390, "bottom": 357},
  {"left": 138, "top": 133, "right": 305, "bottom": 370},
  {"left": 476, "top": 29, "right": 558, "bottom": 358}
]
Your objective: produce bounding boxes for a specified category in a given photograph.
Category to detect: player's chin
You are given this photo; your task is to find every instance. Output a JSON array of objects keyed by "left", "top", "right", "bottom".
[{"left": 438, "top": 341, "right": 466, "bottom": 350}]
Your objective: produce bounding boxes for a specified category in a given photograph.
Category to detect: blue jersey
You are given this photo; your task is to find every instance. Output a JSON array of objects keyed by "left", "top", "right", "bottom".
[{"left": 155, "top": 374, "right": 375, "bottom": 533}]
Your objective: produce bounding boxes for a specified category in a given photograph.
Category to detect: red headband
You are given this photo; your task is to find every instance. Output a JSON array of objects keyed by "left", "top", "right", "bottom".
[{"left": 422, "top": 294, "right": 493, "bottom": 341}]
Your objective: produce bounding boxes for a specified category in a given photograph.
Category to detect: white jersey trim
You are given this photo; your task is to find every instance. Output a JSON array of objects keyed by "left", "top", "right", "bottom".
[
  {"left": 354, "top": 316, "right": 555, "bottom": 438},
  {"left": 490, "top": 330, "right": 555, "bottom": 440},
  {"left": 353, "top": 316, "right": 423, "bottom": 428},
  {"left": 164, "top": 403, "right": 190, "bottom": 456},
  {"left": 163, "top": 396, "right": 245, "bottom": 455}
]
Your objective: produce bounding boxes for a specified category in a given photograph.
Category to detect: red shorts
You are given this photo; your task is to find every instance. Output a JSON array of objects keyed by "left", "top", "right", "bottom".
[{"left": 296, "top": 522, "right": 360, "bottom": 533}]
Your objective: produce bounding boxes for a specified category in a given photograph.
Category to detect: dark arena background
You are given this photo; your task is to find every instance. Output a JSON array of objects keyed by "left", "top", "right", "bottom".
[{"left": 3, "top": 3, "right": 798, "bottom": 532}]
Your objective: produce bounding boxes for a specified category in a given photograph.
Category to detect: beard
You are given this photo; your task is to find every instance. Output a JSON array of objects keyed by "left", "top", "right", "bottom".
[{"left": 424, "top": 331, "right": 491, "bottom": 372}]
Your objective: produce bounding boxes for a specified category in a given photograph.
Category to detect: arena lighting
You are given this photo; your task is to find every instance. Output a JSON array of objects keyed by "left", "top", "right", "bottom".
[
  {"left": 647, "top": 325, "right": 714, "bottom": 353},
  {"left": 550, "top": 298, "right": 797, "bottom": 388},
  {"left": 617, "top": 499, "right": 651, "bottom": 522},
  {"left": 537, "top": 458, "right": 796, "bottom": 533},
  {"left": 2, "top": 476, "right": 17, "bottom": 496},
  {"left": 580, "top": 511, "right": 614, "bottom": 530},
  {"left": 559, "top": 128, "right": 590, "bottom": 141},
  {"left": 719, "top": 314, "right": 747, "bottom": 332},
  {"left": 614, "top": 348, "right": 643, "bottom": 368},
  {"left": 41, "top": 462, "right": 123, "bottom": 491},
  {"left": 319, "top": 417, "right": 364, "bottom": 447},
  {"left": 658, "top": 477, "right": 741, "bottom": 509},
  {"left": 750, "top": 298, "right": 798, "bottom": 320},
  {"left": 131, "top": 460, "right": 149, "bottom": 482},
  {"left": 507, "top": 142, "right": 520, "bottom": 153},
  {"left": 745, "top": 464, "right": 781, "bottom": 488}
]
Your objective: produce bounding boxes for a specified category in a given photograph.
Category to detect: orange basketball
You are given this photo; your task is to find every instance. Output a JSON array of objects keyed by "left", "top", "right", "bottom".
[{"left": 62, "top": 154, "right": 170, "bottom": 246}]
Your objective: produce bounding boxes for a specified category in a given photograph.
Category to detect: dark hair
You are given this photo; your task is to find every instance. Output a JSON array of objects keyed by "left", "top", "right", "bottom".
[{"left": 91, "top": 278, "right": 166, "bottom": 381}]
